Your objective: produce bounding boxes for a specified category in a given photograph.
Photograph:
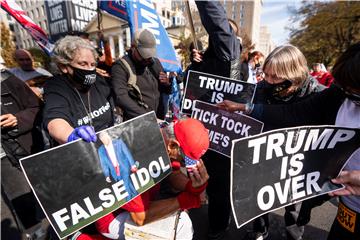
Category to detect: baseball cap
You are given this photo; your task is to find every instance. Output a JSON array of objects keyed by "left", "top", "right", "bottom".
[
  {"left": 133, "top": 29, "right": 157, "bottom": 59},
  {"left": 174, "top": 118, "right": 210, "bottom": 169}
]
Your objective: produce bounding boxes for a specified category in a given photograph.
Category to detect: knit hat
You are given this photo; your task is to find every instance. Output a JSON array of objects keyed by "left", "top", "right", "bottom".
[
  {"left": 174, "top": 118, "right": 209, "bottom": 169},
  {"left": 133, "top": 29, "right": 157, "bottom": 59}
]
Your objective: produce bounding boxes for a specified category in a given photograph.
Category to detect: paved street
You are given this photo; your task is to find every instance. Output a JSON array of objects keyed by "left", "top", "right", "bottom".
[
  {"left": 190, "top": 199, "right": 338, "bottom": 240},
  {"left": 2, "top": 193, "right": 338, "bottom": 240}
]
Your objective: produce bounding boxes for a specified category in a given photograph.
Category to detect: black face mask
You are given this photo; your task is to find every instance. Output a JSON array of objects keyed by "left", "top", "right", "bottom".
[
  {"left": 255, "top": 63, "right": 261, "bottom": 68},
  {"left": 69, "top": 65, "right": 97, "bottom": 86},
  {"left": 263, "top": 80, "right": 293, "bottom": 100}
]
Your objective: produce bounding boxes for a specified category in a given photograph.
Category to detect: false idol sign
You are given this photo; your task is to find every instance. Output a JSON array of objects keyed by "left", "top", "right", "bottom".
[
  {"left": 230, "top": 125, "right": 360, "bottom": 229},
  {"left": 20, "top": 112, "right": 171, "bottom": 239}
]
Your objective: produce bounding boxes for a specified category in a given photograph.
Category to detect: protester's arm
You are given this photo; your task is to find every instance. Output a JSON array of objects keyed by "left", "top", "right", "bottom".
[
  {"left": 47, "top": 119, "right": 74, "bottom": 144},
  {"left": 195, "top": 1, "right": 239, "bottom": 61},
  {"left": 218, "top": 85, "right": 345, "bottom": 128},
  {"left": 1, "top": 76, "right": 40, "bottom": 134},
  {"left": 111, "top": 63, "right": 148, "bottom": 119},
  {"left": 330, "top": 170, "right": 360, "bottom": 196}
]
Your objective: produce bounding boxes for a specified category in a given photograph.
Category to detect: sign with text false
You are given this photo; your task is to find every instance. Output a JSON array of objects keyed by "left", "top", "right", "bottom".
[
  {"left": 181, "top": 70, "right": 256, "bottom": 115},
  {"left": 230, "top": 126, "right": 360, "bottom": 229},
  {"left": 20, "top": 112, "right": 171, "bottom": 239},
  {"left": 192, "top": 100, "right": 263, "bottom": 157}
]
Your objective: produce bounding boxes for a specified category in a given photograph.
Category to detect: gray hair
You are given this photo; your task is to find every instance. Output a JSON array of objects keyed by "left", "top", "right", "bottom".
[{"left": 52, "top": 35, "right": 98, "bottom": 66}]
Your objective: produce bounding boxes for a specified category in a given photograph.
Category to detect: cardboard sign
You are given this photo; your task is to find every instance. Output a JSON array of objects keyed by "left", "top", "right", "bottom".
[
  {"left": 20, "top": 112, "right": 171, "bottom": 239},
  {"left": 230, "top": 126, "right": 360, "bottom": 229},
  {"left": 191, "top": 100, "right": 263, "bottom": 157},
  {"left": 181, "top": 70, "right": 256, "bottom": 115}
]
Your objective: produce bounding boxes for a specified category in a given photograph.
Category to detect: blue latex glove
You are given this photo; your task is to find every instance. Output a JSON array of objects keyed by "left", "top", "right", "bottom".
[{"left": 67, "top": 126, "right": 97, "bottom": 143}]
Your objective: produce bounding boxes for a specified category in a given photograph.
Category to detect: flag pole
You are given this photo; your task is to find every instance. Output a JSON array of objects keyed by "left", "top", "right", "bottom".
[{"left": 185, "top": 1, "right": 198, "bottom": 50}]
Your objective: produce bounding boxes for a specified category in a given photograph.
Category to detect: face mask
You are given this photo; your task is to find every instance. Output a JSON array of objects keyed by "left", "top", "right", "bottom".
[
  {"left": 269, "top": 80, "right": 293, "bottom": 98},
  {"left": 255, "top": 63, "right": 261, "bottom": 68},
  {"left": 69, "top": 65, "right": 96, "bottom": 86}
]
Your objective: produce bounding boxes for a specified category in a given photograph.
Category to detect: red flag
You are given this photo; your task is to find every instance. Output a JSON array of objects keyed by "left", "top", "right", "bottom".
[{"left": 1, "top": 0, "right": 54, "bottom": 55}]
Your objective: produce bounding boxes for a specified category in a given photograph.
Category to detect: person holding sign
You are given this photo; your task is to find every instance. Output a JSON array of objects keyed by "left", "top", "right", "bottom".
[
  {"left": 43, "top": 36, "right": 114, "bottom": 145},
  {"left": 186, "top": 1, "right": 242, "bottom": 238},
  {"left": 218, "top": 45, "right": 325, "bottom": 240},
  {"left": 218, "top": 43, "right": 360, "bottom": 240},
  {"left": 111, "top": 29, "right": 171, "bottom": 121},
  {"left": 331, "top": 170, "right": 360, "bottom": 196},
  {"left": 93, "top": 118, "right": 210, "bottom": 240}
]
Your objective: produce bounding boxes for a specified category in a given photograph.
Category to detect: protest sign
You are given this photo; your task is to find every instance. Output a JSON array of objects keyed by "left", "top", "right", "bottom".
[
  {"left": 192, "top": 100, "right": 263, "bottom": 157},
  {"left": 181, "top": 70, "right": 256, "bottom": 115},
  {"left": 20, "top": 112, "right": 171, "bottom": 239},
  {"left": 230, "top": 125, "right": 360, "bottom": 229}
]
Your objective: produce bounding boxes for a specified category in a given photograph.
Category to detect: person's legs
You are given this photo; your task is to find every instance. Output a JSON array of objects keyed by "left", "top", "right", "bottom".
[
  {"left": 204, "top": 152, "right": 231, "bottom": 239},
  {"left": 101, "top": 211, "right": 129, "bottom": 240},
  {"left": 327, "top": 201, "right": 360, "bottom": 240},
  {"left": 284, "top": 203, "right": 304, "bottom": 240}
]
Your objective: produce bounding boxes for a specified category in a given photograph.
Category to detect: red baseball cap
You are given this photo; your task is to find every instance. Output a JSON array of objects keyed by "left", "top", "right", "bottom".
[{"left": 173, "top": 118, "right": 210, "bottom": 161}]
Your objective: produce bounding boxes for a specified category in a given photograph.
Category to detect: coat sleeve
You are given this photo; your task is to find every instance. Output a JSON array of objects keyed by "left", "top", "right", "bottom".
[
  {"left": 195, "top": 1, "right": 239, "bottom": 61},
  {"left": 8, "top": 76, "right": 40, "bottom": 135},
  {"left": 111, "top": 63, "right": 148, "bottom": 119},
  {"left": 251, "top": 85, "right": 345, "bottom": 128}
]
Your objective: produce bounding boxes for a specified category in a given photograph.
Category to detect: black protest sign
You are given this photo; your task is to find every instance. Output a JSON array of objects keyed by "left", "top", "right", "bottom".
[
  {"left": 192, "top": 100, "right": 263, "bottom": 157},
  {"left": 181, "top": 70, "right": 256, "bottom": 115},
  {"left": 20, "top": 112, "right": 171, "bottom": 239},
  {"left": 231, "top": 126, "right": 360, "bottom": 229}
]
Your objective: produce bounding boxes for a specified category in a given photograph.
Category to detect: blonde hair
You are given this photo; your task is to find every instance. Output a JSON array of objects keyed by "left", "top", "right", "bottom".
[
  {"left": 52, "top": 35, "right": 98, "bottom": 66},
  {"left": 263, "top": 45, "right": 308, "bottom": 86}
]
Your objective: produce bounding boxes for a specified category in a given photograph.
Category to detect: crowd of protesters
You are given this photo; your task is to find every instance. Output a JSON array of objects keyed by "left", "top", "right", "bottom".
[{"left": 1, "top": 1, "right": 359, "bottom": 240}]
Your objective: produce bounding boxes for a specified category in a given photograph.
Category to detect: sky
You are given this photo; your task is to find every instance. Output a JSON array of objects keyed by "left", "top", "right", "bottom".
[{"left": 261, "top": 0, "right": 301, "bottom": 45}]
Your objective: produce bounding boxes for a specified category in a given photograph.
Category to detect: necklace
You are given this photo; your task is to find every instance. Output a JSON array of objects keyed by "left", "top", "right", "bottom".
[{"left": 74, "top": 88, "right": 93, "bottom": 127}]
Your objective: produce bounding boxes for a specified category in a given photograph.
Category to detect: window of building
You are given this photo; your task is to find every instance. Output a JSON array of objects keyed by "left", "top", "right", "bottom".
[
  {"left": 44, "top": 19, "right": 48, "bottom": 30},
  {"left": 162, "top": 10, "right": 165, "bottom": 17},
  {"left": 35, "top": 8, "right": 39, "bottom": 18},
  {"left": 240, "top": 20, "right": 244, "bottom": 27},
  {"left": 41, "top": 6, "right": 45, "bottom": 16},
  {"left": 167, "top": 11, "right": 170, "bottom": 19}
]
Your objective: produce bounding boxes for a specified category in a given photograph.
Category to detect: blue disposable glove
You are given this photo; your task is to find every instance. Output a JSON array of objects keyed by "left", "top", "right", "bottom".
[{"left": 67, "top": 126, "right": 97, "bottom": 143}]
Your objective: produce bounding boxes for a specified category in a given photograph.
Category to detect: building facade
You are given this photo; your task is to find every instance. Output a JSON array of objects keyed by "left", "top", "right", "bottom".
[
  {"left": 258, "top": 26, "right": 275, "bottom": 56},
  {"left": 13, "top": 0, "right": 49, "bottom": 49},
  {"left": 221, "top": 0, "right": 263, "bottom": 49}
]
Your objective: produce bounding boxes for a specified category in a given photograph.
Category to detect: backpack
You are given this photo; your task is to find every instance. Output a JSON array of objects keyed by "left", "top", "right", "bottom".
[{"left": 116, "top": 56, "right": 165, "bottom": 110}]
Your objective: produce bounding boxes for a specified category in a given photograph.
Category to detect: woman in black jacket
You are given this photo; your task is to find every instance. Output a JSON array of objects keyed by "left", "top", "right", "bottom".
[
  {"left": 219, "top": 44, "right": 325, "bottom": 240},
  {"left": 218, "top": 43, "right": 360, "bottom": 240}
]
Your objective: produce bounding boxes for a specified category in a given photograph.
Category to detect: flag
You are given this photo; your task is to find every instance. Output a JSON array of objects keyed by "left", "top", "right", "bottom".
[
  {"left": 169, "top": 76, "right": 181, "bottom": 120},
  {"left": 125, "top": 0, "right": 182, "bottom": 73},
  {"left": 99, "top": 0, "right": 128, "bottom": 21},
  {"left": 1, "top": 0, "right": 54, "bottom": 55}
]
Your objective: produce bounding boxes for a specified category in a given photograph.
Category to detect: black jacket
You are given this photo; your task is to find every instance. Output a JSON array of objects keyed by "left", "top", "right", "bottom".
[
  {"left": 111, "top": 53, "right": 171, "bottom": 120},
  {"left": 188, "top": 1, "right": 241, "bottom": 80},
  {"left": 252, "top": 84, "right": 346, "bottom": 129},
  {"left": 1, "top": 70, "right": 41, "bottom": 158}
]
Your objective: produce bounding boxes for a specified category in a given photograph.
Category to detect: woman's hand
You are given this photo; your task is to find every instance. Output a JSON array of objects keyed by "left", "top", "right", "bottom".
[{"left": 217, "top": 100, "right": 245, "bottom": 112}]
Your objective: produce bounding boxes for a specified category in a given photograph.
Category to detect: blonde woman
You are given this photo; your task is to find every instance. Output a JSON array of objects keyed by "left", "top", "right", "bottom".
[{"left": 218, "top": 44, "right": 325, "bottom": 240}]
